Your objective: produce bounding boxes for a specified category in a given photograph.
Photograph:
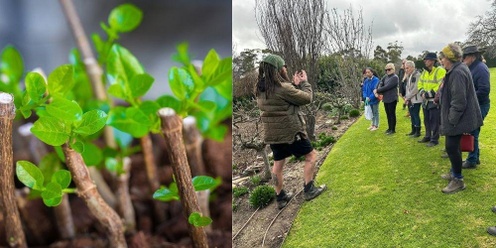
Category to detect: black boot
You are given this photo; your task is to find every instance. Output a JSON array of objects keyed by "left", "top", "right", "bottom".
[
  {"left": 303, "top": 181, "right": 326, "bottom": 201},
  {"left": 406, "top": 125, "right": 415, "bottom": 136},
  {"left": 412, "top": 126, "right": 421, "bottom": 137}
]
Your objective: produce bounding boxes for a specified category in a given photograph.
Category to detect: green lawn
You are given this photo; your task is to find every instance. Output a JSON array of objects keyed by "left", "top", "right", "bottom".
[{"left": 284, "top": 68, "right": 496, "bottom": 247}]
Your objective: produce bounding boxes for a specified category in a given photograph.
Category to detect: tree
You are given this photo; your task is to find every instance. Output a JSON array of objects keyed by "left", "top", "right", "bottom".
[
  {"left": 233, "top": 49, "right": 258, "bottom": 81},
  {"left": 373, "top": 45, "right": 388, "bottom": 63},
  {"left": 467, "top": 0, "right": 496, "bottom": 58},
  {"left": 255, "top": 0, "right": 327, "bottom": 140},
  {"left": 386, "top": 41, "right": 403, "bottom": 65},
  {"left": 325, "top": 6, "right": 373, "bottom": 108}
]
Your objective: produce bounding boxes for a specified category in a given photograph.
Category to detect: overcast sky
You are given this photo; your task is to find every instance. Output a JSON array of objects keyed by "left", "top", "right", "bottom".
[{"left": 233, "top": 0, "right": 493, "bottom": 58}]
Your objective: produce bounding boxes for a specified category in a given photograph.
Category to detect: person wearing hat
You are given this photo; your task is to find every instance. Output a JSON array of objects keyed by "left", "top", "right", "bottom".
[
  {"left": 461, "top": 44, "right": 490, "bottom": 169},
  {"left": 438, "top": 43, "right": 483, "bottom": 194},
  {"left": 255, "top": 54, "right": 326, "bottom": 209},
  {"left": 417, "top": 52, "right": 446, "bottom": 147}
]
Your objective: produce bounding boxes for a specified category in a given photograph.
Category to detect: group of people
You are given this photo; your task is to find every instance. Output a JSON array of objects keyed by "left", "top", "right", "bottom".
[{"left": 253, "top": 43, "right": 492, "bottom": 234}]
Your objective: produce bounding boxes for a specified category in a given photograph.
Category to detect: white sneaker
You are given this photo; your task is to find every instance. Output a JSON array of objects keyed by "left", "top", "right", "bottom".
[
  {"left": 370, "top": 126, "right": 378, "bottom": 131},
  {"left": 367, "top": 126, "right": 373, "bottom": 130}
]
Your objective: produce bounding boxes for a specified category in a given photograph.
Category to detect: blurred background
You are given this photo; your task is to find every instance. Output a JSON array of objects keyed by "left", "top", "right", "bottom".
[{"left": 0, "top": 0, "right": 231, "bottom": 99}]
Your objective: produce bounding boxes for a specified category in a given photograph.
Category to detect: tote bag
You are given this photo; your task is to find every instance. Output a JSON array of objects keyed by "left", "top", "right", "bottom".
[{"left": 365, "top": 105, "right": 373, "bottom": 120}]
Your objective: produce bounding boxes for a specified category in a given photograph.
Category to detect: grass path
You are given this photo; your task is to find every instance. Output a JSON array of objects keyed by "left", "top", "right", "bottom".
[{"left": 284, "top": 68, "right": 496, "bottom": 247}]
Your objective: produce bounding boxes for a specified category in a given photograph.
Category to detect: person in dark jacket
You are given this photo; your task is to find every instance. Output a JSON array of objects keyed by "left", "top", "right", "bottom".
[
  {"left": 438, "top": 43, "right": 483, "bottom": 194},
  {"left": 255, "top": 54, "right": 326, "bottom": 209},
  {"left": 375, "top": 63, "right": 399, "bottom": 134},
  {"left": 398, "top": 60, "right": 408, "bottom": 111},
  {"left": 461, "top": 44, "right": 491, "bottom": 169}
]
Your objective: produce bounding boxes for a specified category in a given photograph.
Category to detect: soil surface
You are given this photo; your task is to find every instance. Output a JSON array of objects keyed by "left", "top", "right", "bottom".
[
  {"left": 232, "top": 112, "right": 358, "bottom": 248},
  {"left": 0, "top": 119, "right": 232, "bottom": 248}
]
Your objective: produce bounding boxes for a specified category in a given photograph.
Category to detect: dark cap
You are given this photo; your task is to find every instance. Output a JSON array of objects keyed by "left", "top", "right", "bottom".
[
  {"left": 424, "top": 52, "right": 437, "bottom": 61},
  {"left": 262, "top": 54, "right": 285, "bottom": 70},
  {"left": 462, "top": 45, "right": 480, "bottom": 56}
]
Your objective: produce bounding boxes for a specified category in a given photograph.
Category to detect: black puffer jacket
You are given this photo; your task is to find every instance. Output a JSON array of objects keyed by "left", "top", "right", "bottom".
[
  {"left": 376, "top": 74, "right": 399, "bottom": 103},
  {"left": 439, "top": 62, "right": 483, "bottom": 136}
]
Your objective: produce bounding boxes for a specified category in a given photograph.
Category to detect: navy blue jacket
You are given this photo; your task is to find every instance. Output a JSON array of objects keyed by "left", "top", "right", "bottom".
[{"left": 468, "top": 60, "right": 490, "bottom": 105}]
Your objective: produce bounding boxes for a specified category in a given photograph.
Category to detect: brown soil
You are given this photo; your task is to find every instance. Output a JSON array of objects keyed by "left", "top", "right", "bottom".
[
  {"left": 232, "top": 112, "right": 357, "bottom": 248},
  {"left": 0, "top": 120, "right": 232, "bottom": 248}
]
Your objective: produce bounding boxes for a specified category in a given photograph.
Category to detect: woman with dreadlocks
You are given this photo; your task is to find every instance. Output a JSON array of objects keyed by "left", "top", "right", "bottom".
[{"left": 255, "top": 54, "right": 326, "bottom": 210}]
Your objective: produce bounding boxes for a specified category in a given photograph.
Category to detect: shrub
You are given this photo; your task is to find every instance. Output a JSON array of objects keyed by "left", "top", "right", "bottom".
[
  {"left": 288, "top": 155, "right": 305, "bottom": 163},
  {"left": 343, "top": 103, "right": 354, "bottom": 113},
  {"left": 322, "top": 102, "right": 333, "bottom": 112},
  {"left": 332, "top": 126, "right": 338, "bottom": 130},
  {"left": 250, "top": 175, "right": 262, "bottom": 186},
  {"left": 349, "top": 109, "right": 360, "bottom": 117},
  {"left": 340, "top": 115, "right": 349, "bottom": 120},
  {"left": 232, "top": 202, "right": 238, "bottom": 212},
  {"left": 233, "top": 186, "right": 249, "bottom": 198},
  {"left": 249, "top": 185, "right": 275, "bottom": 208},
  {"left": 313, "top": 132, "right": 336, "bottom": 149}
]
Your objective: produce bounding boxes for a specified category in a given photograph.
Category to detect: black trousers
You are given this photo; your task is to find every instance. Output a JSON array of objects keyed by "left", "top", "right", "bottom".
[
  {"left": 422, "top": 106, "right": 440, "bottom": 143},
  {"left": 384, "top": 100, "right": 397, "bottom": 131},
  {"left": 446, "top": 134, "right": 463, "bottom": 176}
]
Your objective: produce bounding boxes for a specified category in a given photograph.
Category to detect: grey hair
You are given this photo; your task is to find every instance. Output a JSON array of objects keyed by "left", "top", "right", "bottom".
[{"left": 405, "top": 60, "right": 415, "bottom": 68}]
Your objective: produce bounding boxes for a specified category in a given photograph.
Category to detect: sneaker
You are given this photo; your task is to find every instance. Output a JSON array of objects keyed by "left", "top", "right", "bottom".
[
  {"left": 367, "top": 126, "right": 374, "bottom": 130},
  {"left": 426, "top": 142, "right": 438, "bottom": 147},
  {"left": 386, "top": 130, "right": 396, "bottom": 135},
  {"left": 488, "top": 226, "right": 496, "bottom": 236},
  {"left": 370, "top": 126, "right": 378, "bottom": 131},
  {"left": 442, "top": 178, "right": 466, "bottom": 194},
  {"left": 276, "top": 190, "right": 293, "bottom": 210},
  {"left": 440, "top": 173, "right": 453, "bottom": 181},
  {"left": 418, "top": 137, "right": 430, "bottom": 143},
  {"left": 462, "top": 160, "right": 477, "bottom": 169},
  {"left": 491, "top": 206, "right": 496, "bottom": 214},
  {"left": 304, "top": 182, "right": 327, "bottom": 201}
]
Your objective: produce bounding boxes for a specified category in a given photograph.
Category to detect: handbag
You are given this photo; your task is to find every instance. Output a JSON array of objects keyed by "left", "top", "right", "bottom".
[{"left": 460, "top": 133, "right": 474, "bottom": 152}]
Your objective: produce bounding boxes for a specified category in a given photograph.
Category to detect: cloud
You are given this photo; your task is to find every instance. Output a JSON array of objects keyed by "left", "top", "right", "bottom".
[{"left": 233, "top": 0, "right": 493, "bottom": 57}]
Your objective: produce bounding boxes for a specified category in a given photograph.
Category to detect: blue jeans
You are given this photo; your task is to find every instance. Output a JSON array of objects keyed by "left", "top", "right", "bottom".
[
  {"left": 466, "top": 103, "right": 490, "bottom": 163},
  {"left": 371, "top": 104, "right": 379, "bottom": 127},
  {"left": 408, "top": 103, "right": 421, "bottom": 127}
]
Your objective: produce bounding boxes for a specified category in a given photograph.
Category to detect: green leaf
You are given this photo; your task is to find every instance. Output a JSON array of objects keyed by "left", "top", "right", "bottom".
[
  {"left": 129, "top": 73, "right": 154, "bottom": 98},
  {"left": 47, "top": 64, "right": 74, "bottom": 95},
  {"left": 41, "top": 182, "right": 63, "bottom": 207},
  {"left": 106, "top": 44, "right": 144, "bottom": 86},
  {"left": 91, "top": 33, "right": 105, "bottom": 55},
  {"left": 74, "top": 110, "right": 108, "bottom": 136},
  {"left": 81, "top": 142, "right": 103, "bottom": 166},
  {"left": 206, "top": 57, "right": 232, "bottom": 86},
  {"left": 172, "top": 43, "right": 190, "bottom": 65},
  {"left": 25, "top": 72, "right": 47, "bottom": 103},
  {"left": 169, "top": 67, "right": 194, "bottom": 100},
  {"left": 70, "top": 140, "right": 85, "bottom": 153},
  {"left": 39, "top": 153, "right": 62, "bottom": 182},
  {"left": 153, "top": 186, "right": 180, "bottom": 202},
  {"left": 51, "top": 170, "right": 71, "bottom": 189},
  {"left": 188, "top": 212, "right": 212, "bottom": 227},
  {"left": 105, "top": 157, "right": 124, "bottom": 174},
  {"left": 156, "top": 95, "right": 183, "bottom": 114},
  {"left": 204, "top": 125, "right": 228, "bottom": 141},
  {"left": 107, "top": 106, "right": 151, "bottom": 137},
  {"left": 31, "top": 116, "right": 71, "bottom": 146},
  {"left": 192, "top": 176, "right": 218, "bottom": 191},
  {"left": 107, "top": 83, "right": 126, "bottom": 100},
  {"left": 54, "top": 146, "right": 66, "bottom": 163},
  {"left": 202, "top": 49, "right": 220, "bottom": 78},
  {"left": 1, "top": 45, "right": 24, "bottom": 83},
  {"left": 46, "top": 97, "right": 83, "bottom": 122},
  {"left": 16, "top": 161, "right": 45, "bottom": 191},
  {"left": 108, "top": 3, "right": 143, "bottom": 33}
]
